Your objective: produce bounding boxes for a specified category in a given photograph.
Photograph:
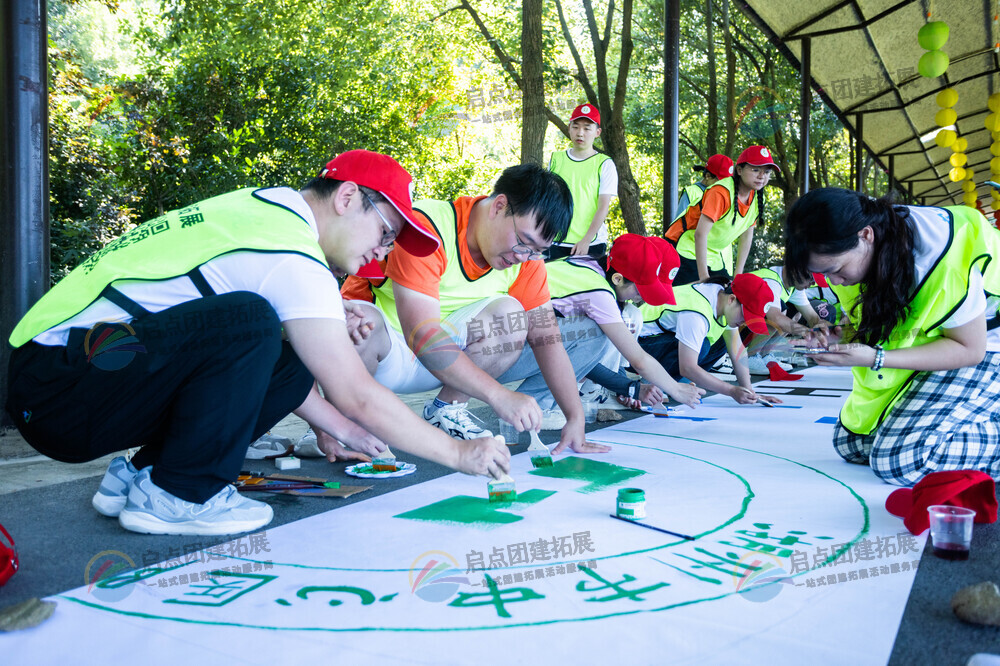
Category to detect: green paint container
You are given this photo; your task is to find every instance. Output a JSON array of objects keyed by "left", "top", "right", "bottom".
[{"left": 616, "top": 488, "right": 646, "bottom": 520}]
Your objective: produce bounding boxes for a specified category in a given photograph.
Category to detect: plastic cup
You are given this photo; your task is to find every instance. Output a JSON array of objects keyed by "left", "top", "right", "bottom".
[
  {"left": 927, "top": 505, "right": 975, "bottom": 560},
  {"left": 498, "top": 419, "right": 521, "bottom": 445},
  {"left": 583, "top": 401, "right": 598, "bottom": 424}
]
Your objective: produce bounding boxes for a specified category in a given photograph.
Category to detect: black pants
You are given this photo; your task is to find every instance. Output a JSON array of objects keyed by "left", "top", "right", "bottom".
[
  {"left": 637, "top": 331, "right": 727, "bottom": 379},
  {"left": 544, "top": 243, "right": 607, "bottom": 262},
  {"left": 671, "top": 254, "right": 730, "bottom": 287},
  {"left": 6, "top": 291, "right": 313, "bottom": 503}
]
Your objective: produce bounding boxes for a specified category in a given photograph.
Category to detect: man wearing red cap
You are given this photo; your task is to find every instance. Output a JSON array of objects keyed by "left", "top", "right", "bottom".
[
  {"left": 5, "top": 150, "right": 511, "bottom": 536},
  {"left": 545, "top": 235, "right": 705, "bottom": 410},
  {"left": 546, "top": 103, "right": 619, "bottom": 261},
  {"left": 665, "top": 154, "right": 734, "bottom": 258},
  {"left": 636, "top": 273, "right": 783, "bottom": 405},
  {"left": 666, "top": 145, "right": 776, "bottom": 285}
]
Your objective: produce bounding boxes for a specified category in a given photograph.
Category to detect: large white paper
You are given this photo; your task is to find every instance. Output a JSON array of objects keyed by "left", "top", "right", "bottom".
[{"left": 2, "top": 367, "right": 923, "bottom": 664}]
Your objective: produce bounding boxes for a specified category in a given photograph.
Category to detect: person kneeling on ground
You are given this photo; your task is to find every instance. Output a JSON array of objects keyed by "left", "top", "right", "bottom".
[
  {"left": 784, "top": 187, "right": 1000, "bottom": 487},
  {"left": 5, "top": 150, "right": 510, "bottom": 536},
  {"left": 636, "top": 274, "right": 784, "bottom": 406}
]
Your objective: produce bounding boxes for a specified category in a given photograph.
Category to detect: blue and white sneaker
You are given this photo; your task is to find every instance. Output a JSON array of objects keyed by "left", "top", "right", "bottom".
[
  {"left": 118, "top": 468, "right": 273, "bottom": 536},
  {"left": 423, "top": 400, "right": 494, "bottom": 440},
  {"left": 92, "top": 456, "right": 139, "bottom": 518}
]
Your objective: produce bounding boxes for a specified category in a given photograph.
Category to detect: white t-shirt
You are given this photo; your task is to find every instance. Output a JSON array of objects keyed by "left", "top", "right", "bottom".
[
  {"left": 549, "top": 257, "right": 624, "bottom": 325},
  {"left": 763, "top": 266, "right": 809, "bottom": 308},
  {"left": 908, "top": 206, "right": 997, "bottom": 351},
  {"left": 641, "top": 283, "right": 734, "bottom": 352},
  {"left": 35, "top": 187, "right": 344, "bottom": 346}
]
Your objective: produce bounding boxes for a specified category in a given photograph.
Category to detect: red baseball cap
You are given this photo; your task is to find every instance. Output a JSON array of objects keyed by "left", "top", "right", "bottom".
[
  {"left": 736, "top": 145, "right": 777, "bottom": 169},
  {"left": 697, "top": 154, "right": 734, "bottom": 180},
  {"left": 886, "top": 470, "right": 998, "bottom": 535},
  {"left": 608, "top": 234, "right": 678, "bottom": 306},
  {"left": 319, "top": 150, "right": 440, "bottom": 258},
  {"left": 731, "top": 273, "right": 771, "bottom": 335},
  {"left": 569, "top": 103, "right": 601, "bottom": 126}
]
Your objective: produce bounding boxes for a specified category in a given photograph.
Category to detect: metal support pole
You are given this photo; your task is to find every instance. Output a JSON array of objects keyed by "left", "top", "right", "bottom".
[
  {"left": 1, "top": 0, "right": 50, "bottom": 426},
  {"left": 799, "top": 38, "right": 811, "bottom": 196},
  {"left": 888, "top": 154, "right": 896, "bottom": 199},
  {"left": 663, "top": 0, "right": 680, "bottom": 230},
  {"left": 854, "top": 114, "right": 864, "bottom": 193}
]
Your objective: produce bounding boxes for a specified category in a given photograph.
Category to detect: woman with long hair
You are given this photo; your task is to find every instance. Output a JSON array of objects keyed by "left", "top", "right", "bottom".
[{"left": 784, "top": 187, "right": 1000, "bottom": 486}]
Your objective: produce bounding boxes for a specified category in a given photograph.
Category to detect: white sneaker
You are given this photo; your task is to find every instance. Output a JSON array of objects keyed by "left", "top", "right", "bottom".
[
  {"left": 540, "top": 407, "right": 567, "bottom": 430},
  {"left": 118, "top": 468, "right": 273, "bottom": 536},
  {"left": 293, "top": 429, "right": 325, "bottom": 458},
  {"left": 92, "top": 456, "right": 139, "bottom": 517},
  {"left": 245, "top": 433, "right": 292, "bottom": 459},
  {"left": 711, "top": 355, "right": 734, "bottom": 373},
  {"left": 580, "top": 383, "right": 628, "bottom": 411},
  {"left": 424, "top": 401, "right": 494, "bottom": 440},
  {"left": 760, "top": 354, "right": 793, "bottom": 371},
  {"left": 745, "top": 354, "right": 771, "bottom": 375}
]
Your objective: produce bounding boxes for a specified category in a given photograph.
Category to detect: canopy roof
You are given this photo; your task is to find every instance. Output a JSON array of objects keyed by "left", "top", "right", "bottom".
[{"left": 741, "top": 0, "right": 999, "bottom": 206}]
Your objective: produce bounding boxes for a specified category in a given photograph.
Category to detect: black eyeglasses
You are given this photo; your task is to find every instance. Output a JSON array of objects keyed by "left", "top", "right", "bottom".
[
  {"left": 508, "top": 207, "right": 546, "bottom": 260},
  {"left": 362, "top": 191, "right": 398, "bottom": 248}
]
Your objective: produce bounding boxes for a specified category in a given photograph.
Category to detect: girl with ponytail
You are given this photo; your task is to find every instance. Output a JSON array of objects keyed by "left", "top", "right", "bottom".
[{"left": 784, "top": 187, "right": 1000, "bottom": 486}]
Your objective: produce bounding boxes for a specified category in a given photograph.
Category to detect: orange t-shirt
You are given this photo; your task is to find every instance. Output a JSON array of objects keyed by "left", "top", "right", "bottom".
[
  {"left": 340, "top": 266, "right": 385, "bottom": 303},
  {"left": 699, "top": 185, "right": 755, "bottom": 223},
  {"left": 385, "top": 196, "right": 550, "bottom": 312}
]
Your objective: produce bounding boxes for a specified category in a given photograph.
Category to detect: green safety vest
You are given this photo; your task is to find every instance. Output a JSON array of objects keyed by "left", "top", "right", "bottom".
[
  {"left": 672, "top": 182, "right": 708, "bottom": 223},
  {"left": 750, "top": 266, "right": 791, "bottom": 303},
  {"left": 673, "top": 176, "right": 759, "bottom": 273},
  {"left": 10, "top": 188, "right": 328, "bottom": 348},
  {"left": 549, "top": 150, "right": 611, "bottom": 244},
  {"left": 638, "top": 283, "right": 726, "bottom": 345},
  {"left": 834, "top": 205, "right": 1000, "bottom": 436},
  {"left": 372, "top": 199, "right": 524, "bottom": 333},
  {"left": 545, "top": 257, "right": 614, "bottom": 302}
]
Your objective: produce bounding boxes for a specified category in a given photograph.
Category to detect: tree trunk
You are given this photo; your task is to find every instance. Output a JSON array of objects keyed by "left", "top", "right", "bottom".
[
  {"left": 520, "top": 0, "right": 546, "bottom": 164},
  {"left": 705, "top": 0, "right": 718, "bottom": 156},
  {"left": 721, "top": 0, "right": 737, "bottom": 156}
]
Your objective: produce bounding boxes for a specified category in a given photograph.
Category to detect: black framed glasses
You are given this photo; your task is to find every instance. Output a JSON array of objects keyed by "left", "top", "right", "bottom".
[
  {"left": 362, "top": 191, "right": 398, "bottom": 248},
  {"left": 508, "top": 207, "right": 546, "bottom": 260}
]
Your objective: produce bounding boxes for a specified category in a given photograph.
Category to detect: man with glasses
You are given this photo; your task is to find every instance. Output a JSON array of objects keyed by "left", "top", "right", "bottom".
[
  {"left": 341, "top": 164, "right": 611, "bottom": 454},
  {"left": 6, "top": 150, "right": 513, "bottom": 536}
]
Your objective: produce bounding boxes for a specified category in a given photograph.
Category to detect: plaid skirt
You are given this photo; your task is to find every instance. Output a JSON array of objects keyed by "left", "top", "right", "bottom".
[{"left": 833, "top": 352, "right": 1000, "bottom": 487}]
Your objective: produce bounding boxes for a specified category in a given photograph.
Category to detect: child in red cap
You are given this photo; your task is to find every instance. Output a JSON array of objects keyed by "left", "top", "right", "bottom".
[
  {"left": 546, "top": 103, "right": 619, "bottom": 261},
  {"left": 546, "top": 235, "right": 705, "bottom": 411},
  {"left": 636, "top": 273, "right": 783, "bottom": 405},
  {"left": 665, "top": 145, "right": 776, "bottom": 285}
]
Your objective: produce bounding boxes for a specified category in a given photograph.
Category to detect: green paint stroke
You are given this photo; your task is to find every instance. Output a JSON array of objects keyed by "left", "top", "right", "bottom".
[
  {"left": 394, "top": 490, "right": 556, "bottom": 528},
  {"left": 528, "top": 456, "right": 645, "bottom": 493}
]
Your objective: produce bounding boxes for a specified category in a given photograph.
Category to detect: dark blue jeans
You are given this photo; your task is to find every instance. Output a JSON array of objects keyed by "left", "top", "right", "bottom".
[{"left": 637, "top": 331, "right": 727, "bottom": 379}]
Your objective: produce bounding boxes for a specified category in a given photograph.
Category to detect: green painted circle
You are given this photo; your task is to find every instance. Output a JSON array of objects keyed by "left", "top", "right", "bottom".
[{"left": 62, "top": 432, "right": 870, "bottom": 632}]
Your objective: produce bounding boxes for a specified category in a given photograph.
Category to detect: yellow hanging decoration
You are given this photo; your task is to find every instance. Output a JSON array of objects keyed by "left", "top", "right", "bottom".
[
  {"left": 936, "top": 88, "right": 959, "bottom": 108},
  {"left": 949, "top": 167, "right": 967, "bottom": 181},
  {"left": 953, "top": 137, "right": 969, "bottom": 153},
  {"left": 935, "top": 108, "right": 958, "bottom": 126},
  {"left": 951, "top": 153, "right": 968, "bottom": 167},
  {"left": 987, "top": 113, "right": 1000, "bottom": 132},
  {"left": 963, "top": 180, "right": 977, "bottom": 193},
  {"left": 935, "top": 129, "right": 957, "bottom": 147}
]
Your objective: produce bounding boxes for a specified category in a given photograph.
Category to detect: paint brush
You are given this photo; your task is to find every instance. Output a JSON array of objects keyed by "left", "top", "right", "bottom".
[
  {"left": 608, "top": 514, "right": 695, "bottom": 540},
  {"left": 240, "top": 481, "right": 341, "bottom": 492},
  {"left": 371, "top": 446, "right": 397, "bottom": 472},
  {"left": 487, "top": 434, "right": 517, "bottom": 502},
  {"left": 527, "top": 430, "right": 553, "bottom": 468}
]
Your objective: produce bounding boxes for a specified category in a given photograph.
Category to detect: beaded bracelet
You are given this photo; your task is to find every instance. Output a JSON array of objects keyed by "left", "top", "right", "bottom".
[{"left": 871, "top": 344, "right": 885, "bottom": 372}]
